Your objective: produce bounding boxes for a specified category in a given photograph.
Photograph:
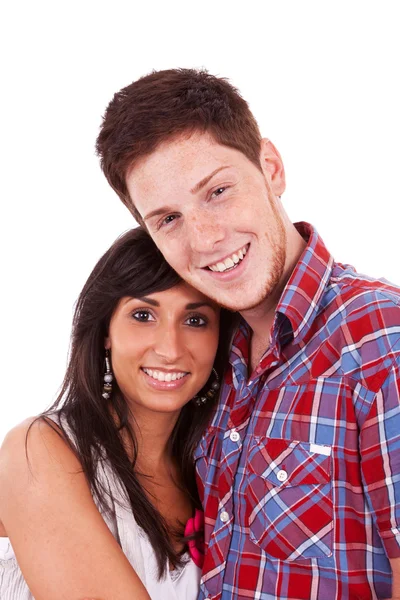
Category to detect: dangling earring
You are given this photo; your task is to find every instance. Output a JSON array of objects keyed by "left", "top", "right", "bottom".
[
  {"left": 194, "top": 368, "right": 220, "bottom": 407},
  {"left": 102, "top": 349, "right": 113, "bottom": 399}
]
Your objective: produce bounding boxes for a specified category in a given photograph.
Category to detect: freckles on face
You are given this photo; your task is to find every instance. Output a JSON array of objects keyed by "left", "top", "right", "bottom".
[
  {"left": 105, "top": 283, "right": 220, "bottom": 414},
  {"left": 126, "top": 132, "right": 287, "bottom": 312}
]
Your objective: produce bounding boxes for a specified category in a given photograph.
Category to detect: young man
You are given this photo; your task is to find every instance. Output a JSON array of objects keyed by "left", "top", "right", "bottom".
[{"left": 97, "top": 69, "right": 400, "bottom": 599}]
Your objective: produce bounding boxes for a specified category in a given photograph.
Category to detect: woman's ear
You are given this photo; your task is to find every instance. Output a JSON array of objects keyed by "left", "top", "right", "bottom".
[{"left": 104, "top": 337, "right": 111, "bottom": 350}]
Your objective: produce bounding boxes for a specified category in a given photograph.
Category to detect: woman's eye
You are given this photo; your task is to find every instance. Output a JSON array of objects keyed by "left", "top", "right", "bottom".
[
  {"left": 211, "top": 187, "right": 226, "bottom": 199},
  {"left": 185, "top": 315, "right": 207, "bottom": 327},
  {"left": 132, "top": 310, "right": 155, "bottom": 322}
]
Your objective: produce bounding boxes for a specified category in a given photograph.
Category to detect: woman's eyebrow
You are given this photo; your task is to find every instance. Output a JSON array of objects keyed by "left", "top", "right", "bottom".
[
  {"left": 135, "top": 296, "right": 159, "bottom": 307},
  {"left": 185, "top": 302, "right": 217, "bottom": 310},
  {"left": 128, "top": 299, "right": 217, "bottom": 310}
]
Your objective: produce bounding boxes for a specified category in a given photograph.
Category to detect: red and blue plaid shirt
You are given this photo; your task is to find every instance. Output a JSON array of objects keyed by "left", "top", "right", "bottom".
[{"left": 195, "top": 223, "right": 400, "bottom": 600}]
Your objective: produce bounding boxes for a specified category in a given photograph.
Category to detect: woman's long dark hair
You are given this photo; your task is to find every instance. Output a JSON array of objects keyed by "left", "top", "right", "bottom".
[{"left": 33, "top": 227, "right": 233, "bottom": 577}]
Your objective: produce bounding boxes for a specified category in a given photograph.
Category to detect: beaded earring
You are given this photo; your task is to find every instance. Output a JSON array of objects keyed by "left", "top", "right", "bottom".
[
  {"left": 102, "top": 349, "right": 113, "bottom": 400},
  {"left": 194, "top": 368, "right": 220, "bottom": 406}
]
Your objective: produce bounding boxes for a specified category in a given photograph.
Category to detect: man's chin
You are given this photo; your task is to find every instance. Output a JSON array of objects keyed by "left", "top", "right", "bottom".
[
  {"left": 205, "top": 292, "right": 268, "bottom": 313},
  {"left": 204, "top": 272, "right": 285, "bottom": 314},
  {"left": 191, "top": 273, "right": 281, "bottom": 313}
]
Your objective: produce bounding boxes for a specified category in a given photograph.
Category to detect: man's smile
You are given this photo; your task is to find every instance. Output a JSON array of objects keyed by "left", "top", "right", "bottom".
[{"left": 205, "top": 244, "right": 250, "bottom": 273}]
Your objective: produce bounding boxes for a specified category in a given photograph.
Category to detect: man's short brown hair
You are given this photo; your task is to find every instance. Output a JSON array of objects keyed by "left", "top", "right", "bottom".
[{"left": 96, "top": 68, "right": 262, "bottom": 224}]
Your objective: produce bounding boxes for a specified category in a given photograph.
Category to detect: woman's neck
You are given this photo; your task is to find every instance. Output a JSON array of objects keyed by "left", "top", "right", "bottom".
[{"left": 128, "top": 408, "right": 180, "bottom": 474}]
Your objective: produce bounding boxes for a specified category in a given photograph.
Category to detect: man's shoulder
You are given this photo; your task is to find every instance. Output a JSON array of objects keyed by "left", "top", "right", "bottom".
[
  {"left": 328, "top": 261, "right": 400, "bottom": 318},
  {"left": 312, "top": 262, "right": 400, "bottom": 389}
]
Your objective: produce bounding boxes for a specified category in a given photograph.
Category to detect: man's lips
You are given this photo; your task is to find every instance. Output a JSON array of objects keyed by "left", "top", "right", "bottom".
[
  {"left": 205, "top": 244, "right": 249, "bottom": 273},
  {"left": 199, "top": 244, "right": 250, "bottom": 283}
]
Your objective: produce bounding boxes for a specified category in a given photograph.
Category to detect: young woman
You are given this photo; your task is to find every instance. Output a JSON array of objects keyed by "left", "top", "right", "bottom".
[{"left": 0, "top": 227, "right": 233, "bottom": 600}]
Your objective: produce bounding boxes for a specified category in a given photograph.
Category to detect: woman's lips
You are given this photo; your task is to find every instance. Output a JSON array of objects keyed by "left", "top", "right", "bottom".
[{"left": 141, "top": 368, "right": 190, "bottom": 391}]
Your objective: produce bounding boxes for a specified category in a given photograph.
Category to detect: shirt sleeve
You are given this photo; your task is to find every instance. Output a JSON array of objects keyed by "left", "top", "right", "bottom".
[{"left": 360, "top": 335, "right": 400, "bottom": 558}]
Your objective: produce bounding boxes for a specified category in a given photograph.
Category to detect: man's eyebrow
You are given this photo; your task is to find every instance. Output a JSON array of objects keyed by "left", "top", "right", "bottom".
[
  {"left": 143, "top": 206, "right": 173, "bottom": 223},
  {"left": 143, "top": 166, "right": 231, "bottom": 223},
  {"left": 190, "top": 166, "right": 231, "bottom": 195}
]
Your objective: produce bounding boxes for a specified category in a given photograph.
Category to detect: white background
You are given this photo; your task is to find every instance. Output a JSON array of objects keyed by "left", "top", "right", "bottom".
[{"left": 1, "top": 1, "right": 399, "bottom": 444}]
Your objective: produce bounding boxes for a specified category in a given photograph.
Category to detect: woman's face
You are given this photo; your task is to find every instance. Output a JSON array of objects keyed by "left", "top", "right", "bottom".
[{"left": 105, "top": 282, "right": 220, "bottom": 416}]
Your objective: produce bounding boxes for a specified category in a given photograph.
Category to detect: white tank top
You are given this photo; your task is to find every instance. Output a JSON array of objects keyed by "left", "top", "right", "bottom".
[{"left": 0, "top": 416, "right": 201, "bottom": 599}]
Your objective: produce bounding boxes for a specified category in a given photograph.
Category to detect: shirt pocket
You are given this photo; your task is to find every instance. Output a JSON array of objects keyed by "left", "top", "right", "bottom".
[{"left": 246, "top": 437, "right": 333, "bottom": 561}]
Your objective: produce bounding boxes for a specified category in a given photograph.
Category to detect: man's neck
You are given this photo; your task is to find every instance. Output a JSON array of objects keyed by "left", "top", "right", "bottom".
[{"left": 242, "top": 224, "right": 307, "bottom": 370}]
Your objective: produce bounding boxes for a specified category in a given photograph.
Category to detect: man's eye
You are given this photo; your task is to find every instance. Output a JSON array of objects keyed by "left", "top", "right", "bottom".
[
  {"left": 185, "top": 315, "right": 207, "bottom": 327},
  {"left": 160, "top": 214, "right": 177, "bottom": 228},
  {"left": 132, "top": 310, "right": 155, "bottom": 322},
  {"left": 211, "top": 187, "right": 226, "bottom": 199}
]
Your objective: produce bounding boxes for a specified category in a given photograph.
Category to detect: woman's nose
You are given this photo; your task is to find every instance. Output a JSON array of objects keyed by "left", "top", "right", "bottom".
[{"left": 153, "top": 324, "right": 184, "bottom": 363}]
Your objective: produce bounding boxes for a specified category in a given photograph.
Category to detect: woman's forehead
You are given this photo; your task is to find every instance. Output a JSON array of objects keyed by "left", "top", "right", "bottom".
[{"left": 117, "top": 282, "right": 219, "bottom": 311}]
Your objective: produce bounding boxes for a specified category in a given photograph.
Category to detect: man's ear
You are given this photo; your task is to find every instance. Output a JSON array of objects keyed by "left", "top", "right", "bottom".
[{"left": 259, "top": 138, "right": 286, "bottom": 197}]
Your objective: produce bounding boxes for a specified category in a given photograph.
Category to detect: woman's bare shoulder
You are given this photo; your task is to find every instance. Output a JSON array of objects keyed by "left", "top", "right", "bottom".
[
  {"left": 0, "top": 415, "right": 64, "bottom": 453},
  {"left": 0, "top": 417, "right": 151, "bottom": 599},
  {"left": 0, "top": 416, "right": 80, "bottom": 513}
]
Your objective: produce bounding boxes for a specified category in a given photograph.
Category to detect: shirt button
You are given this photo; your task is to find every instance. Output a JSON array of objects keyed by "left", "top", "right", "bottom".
[
  {"left": 277, "top": 469, "right": 288, "bottom": 482},
  {"left": 230, "top": 430, "right": 240, "bottom": 442},
  {"left": 220, "top": 510, "right": 230, "bottom": 523}
]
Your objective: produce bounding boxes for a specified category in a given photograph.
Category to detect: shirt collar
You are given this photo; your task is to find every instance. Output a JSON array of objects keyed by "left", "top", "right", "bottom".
[
  {"left": 229, "top": 222, "right": 334, "bottom": 371},
  {"left": 273, "top": 221, "right": 334, "bottom": 345}
]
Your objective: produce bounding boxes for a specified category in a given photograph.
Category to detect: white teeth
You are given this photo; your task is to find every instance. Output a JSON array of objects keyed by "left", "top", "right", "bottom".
[
  {"left": 208, "top": 245, "right": 248, "bottom": 273},
  {"left": 142, "top": 368, "right": 187, "bottom": 382}
]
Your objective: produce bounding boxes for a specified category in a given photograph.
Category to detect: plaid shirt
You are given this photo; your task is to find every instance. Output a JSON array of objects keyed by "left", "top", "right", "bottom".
[{"left": 195, "top": 223, "right": 400, "bottom": 600}]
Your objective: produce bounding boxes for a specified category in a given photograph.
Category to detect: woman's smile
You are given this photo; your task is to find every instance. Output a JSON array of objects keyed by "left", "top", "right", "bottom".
[{"left": 141, "top": 367, "right": 190, "bottom": 390}]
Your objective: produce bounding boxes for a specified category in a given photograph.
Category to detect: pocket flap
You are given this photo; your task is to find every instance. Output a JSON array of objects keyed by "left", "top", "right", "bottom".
[
  {"left": 248, "top": 438, "right": 331, "bottom": 487},
  {"left": 194, "top": 426, "right": 216, "bottom": 461}
]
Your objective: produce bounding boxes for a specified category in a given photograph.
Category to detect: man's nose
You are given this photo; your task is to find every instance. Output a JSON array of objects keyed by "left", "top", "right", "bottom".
[{"left": 186, "top": 210, "right": 226, "bottom": 253}]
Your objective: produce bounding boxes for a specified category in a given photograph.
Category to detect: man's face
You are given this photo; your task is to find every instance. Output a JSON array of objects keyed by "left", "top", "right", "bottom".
[{"left": 126, "top": 132, "right": 287, "bottom": 313}]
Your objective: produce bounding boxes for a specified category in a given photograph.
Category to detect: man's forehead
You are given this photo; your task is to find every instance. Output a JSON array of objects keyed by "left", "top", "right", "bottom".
[{"left": 126, "top": 132, "right": 238, "bottom": 196}]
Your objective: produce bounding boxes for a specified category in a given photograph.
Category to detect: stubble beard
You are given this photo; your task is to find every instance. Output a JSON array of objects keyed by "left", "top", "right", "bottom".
[
  {"left": 211, "top": 209, "right": 288, "bottom": 313},
  {"left": 241, "top": 240, "right": 286, "bottom": 312}
]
